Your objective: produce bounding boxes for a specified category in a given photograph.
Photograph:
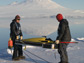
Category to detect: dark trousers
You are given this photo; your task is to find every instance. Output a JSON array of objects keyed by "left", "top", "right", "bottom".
[
  {"left": 12, "top": 36, "right": 23, "bottom": 59},
  {"left": 58, "top": 43, "right": 69, "bottom": 62},
  {"left": 12, "top": 44, "right": 23, "bottom": 59}
]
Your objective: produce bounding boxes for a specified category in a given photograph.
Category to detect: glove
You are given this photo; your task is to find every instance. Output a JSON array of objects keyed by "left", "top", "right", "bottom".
[
  {"left": 9, "top": 38, "right": 11, "bottom": 41},
  {"left": 20, "top": 36, "right": 23, "bottom": 40},
  {"left": 16, "top": 36, "right": 19, "bottom": 40},
  {"left": 55, "top": 40, "right": 60, "bottom": 44}
]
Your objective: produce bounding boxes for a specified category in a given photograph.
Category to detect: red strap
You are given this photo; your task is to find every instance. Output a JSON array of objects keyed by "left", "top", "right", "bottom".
[{"left": 60, "top": 42, "right": 78, "bottom": 43}]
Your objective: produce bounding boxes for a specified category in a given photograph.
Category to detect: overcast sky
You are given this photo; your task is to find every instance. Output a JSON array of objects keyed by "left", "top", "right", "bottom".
[{"left": 0, "top": 0, "right": 83, "bottom": 10}]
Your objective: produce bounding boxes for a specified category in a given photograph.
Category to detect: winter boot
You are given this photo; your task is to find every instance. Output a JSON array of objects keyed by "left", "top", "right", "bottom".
[
  {"left": 18, "top": 56, "right": 25, "bottom": 59},
  {"left": 12, "top": 57, "right": 20, "bottom": 61},
  {"left": 59, "top": 61, "right": 68, "bottom": 63}
]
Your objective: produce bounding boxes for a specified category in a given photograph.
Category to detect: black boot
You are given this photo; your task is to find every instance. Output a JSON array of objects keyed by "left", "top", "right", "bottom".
[
  {"left": 18, "top": 56, "right": 25, "bottom": 59},
  {"left": 12, "top": 57, "right": 20, "bottom": 61},
  {"left": 59, "top": 61, "right": 68, "bottom": 63}
]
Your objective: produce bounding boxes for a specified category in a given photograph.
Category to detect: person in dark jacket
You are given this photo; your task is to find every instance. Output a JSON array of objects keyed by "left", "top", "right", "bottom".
[
  {"left": 55, "top": 14, "right": 71, "bottom": 63},
  {"left": 10, "top": 15, "right": 25, "bottom": 61}
]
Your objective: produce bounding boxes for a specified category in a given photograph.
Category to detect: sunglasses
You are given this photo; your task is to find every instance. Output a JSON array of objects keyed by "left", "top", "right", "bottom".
[{"left": 17, "top": 19, "right": 20, "bottom": 20}]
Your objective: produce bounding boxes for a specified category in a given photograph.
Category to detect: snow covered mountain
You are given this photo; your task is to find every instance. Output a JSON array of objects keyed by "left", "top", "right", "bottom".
[
  {"left": 0, "top": 0, "right": 84, "bottom": 18},
  {"left": 0, "top": 0, "right": 84, "bottom": 36}
]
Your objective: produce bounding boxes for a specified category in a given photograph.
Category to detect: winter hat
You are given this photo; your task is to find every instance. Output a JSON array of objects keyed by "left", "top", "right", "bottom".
[
  {"left": 15, "top": 15, "right": 20, "bottom": 20},
  {"left": 56, "top": 14, "right": 63, "bottom": 21}
]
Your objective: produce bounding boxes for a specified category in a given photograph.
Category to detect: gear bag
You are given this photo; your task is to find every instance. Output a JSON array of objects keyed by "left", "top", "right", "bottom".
[{"left": 8, "top": 40, "right": 13, "bottom": 49}]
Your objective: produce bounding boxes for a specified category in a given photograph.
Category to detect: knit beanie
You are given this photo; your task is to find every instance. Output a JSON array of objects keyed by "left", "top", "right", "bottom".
[
  {"left": 15, "top": 15, "right": 20, "bottom": 20},
  {"left": 56, "top": 14, "right": 63, "bottom": 21}
]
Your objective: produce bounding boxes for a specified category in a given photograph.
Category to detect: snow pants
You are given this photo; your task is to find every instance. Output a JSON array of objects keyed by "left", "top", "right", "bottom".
[
  {"left": 12, "top": 44, "right": 23, "bottom": 59},
  {"left": 58, "top": 43, "right": 69, "bottom": 63},
  {"left": 11, "top": 36, "right": 23, "bottom": 59}
]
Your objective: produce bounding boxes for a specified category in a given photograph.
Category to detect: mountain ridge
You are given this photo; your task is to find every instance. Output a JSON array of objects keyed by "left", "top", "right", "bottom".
[{"left": 0, "top": 0, "right": 84, "bottom": 18}]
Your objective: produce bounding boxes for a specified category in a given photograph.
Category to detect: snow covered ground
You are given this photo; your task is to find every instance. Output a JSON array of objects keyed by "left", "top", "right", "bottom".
[{"left": 0, "top": 38, "right": 84, "bottom": 63}]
